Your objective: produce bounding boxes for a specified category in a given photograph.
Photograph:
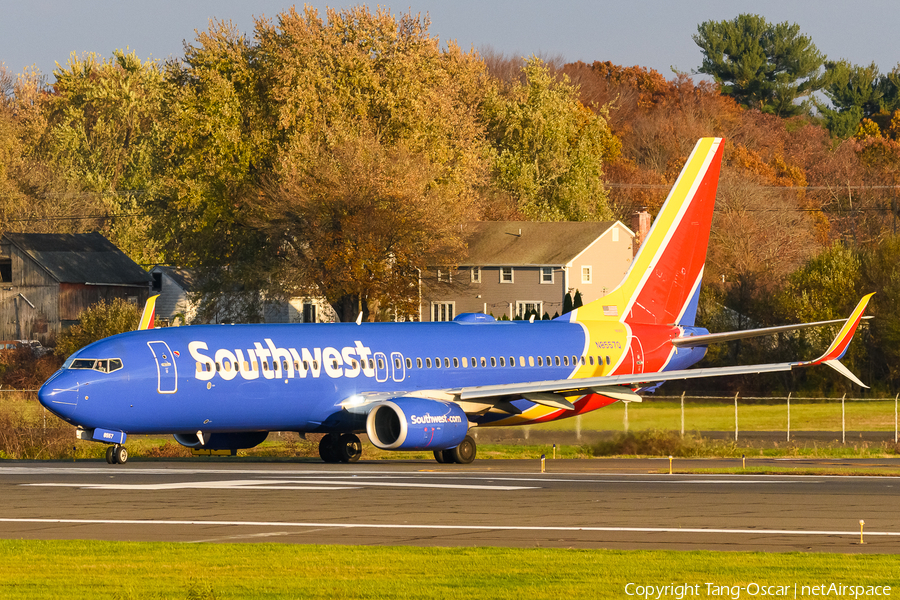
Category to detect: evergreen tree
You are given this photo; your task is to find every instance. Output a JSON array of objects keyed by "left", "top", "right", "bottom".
[
  {"left": 693, "top": 14, "right": 825, "bottom": 117},
  {"left": 562, "top": 292, "right": 574, "bottom": 314},
  {"left": 573, "top": 290, "right": 584, "bottom": 308}
]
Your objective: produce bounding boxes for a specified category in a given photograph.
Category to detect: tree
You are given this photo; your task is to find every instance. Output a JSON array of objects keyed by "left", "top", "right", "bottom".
[
  {"left": 573, "top": 290, "right": 583, "bottom": 308},
  {"left": 55, "top": 298, "right": 142, "bottom": 357},
  {"left": 482, "top": 57, "right": 619, "bottom": 221},
  {"left": 45, "top": 50, "right": 166, "bottom": 264},
  {"left": 818, "top": 61, "right": 882, "bottom": 138},
  {"left": 0, "top": 65, "right": 106, "bottom": 237},
  {"left": 693, "top": 14, "right": 825, "bottom": 117},
  {"left": 147, "top": 7, "right": 489, "bottom": 321},
  {"left": 253, "top": 135, "right": 474, "bottom": 323}
]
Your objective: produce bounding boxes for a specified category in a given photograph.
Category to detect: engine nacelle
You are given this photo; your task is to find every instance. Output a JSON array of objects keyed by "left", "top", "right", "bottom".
[
  {"left": 365, "top": 398, "right": 469, "bottom": 451},
  {"left": 173, "top": 431, "right": 269, "bottom": 450}
]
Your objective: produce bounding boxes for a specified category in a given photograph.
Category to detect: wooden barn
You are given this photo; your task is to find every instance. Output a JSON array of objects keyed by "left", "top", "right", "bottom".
[{"left": 0, "top": 232, "right": 153, "bottom": 345}]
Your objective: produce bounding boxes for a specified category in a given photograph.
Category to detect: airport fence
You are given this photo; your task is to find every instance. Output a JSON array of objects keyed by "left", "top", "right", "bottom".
[
  {"left": 5, "top": 388, "right": 900, "bottom": 447},
  {"left": 481, "top": 393, "right": 900, "bottom": 446}
]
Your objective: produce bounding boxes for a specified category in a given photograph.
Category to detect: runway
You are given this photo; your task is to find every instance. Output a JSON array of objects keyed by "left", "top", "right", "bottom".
[{"left": 3, "top": 459, "right": 899, "bottom": 552}]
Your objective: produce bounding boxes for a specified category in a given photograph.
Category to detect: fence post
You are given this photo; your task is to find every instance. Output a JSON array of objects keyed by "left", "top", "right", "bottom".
[
  {"left": 623, "top": 401, "right": 629, "bottom": 432},
  {"left": 895, "top": 394, "right": 898, "bottom": 444},
  {"left": 841, "top": 393, "right": 846, "bottom": 444},
  {"left": 680, "top": 391, "right": 685, "bottom": 439},
  {"left": 786, "top": 392, "right": 791, "bottom": 442},
  {"left": 576, "top": 414, "right": 582, "bottom": 442},
  {"left": 734, "top": 391, "right": 739, "bottom": 442}
]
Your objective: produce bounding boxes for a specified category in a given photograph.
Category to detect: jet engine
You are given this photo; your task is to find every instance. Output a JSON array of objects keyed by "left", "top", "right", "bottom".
[
  {"left": 173, "top": 431, "right": 269, "bottom": 450},
  {"left": 365, "top": 398, "right": 469, "bottom": 451}
]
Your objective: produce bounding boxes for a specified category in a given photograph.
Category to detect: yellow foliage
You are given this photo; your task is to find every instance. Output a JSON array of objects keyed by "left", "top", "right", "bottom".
[{"left": 855, "top": 118, "right": 882, "bottom": 140}]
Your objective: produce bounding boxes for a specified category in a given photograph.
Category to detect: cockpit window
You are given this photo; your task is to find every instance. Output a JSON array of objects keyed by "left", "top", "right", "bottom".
[{"left": 68, "top": 358, "right": 123, "bottom": 373}]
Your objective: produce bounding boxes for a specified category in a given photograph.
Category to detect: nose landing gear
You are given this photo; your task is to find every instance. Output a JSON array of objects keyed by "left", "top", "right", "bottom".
[{"left": 105, "top": 444, "right": 128, "bottom": 465}]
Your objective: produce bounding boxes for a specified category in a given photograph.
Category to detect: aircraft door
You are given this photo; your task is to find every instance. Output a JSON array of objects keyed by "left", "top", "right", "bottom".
[
  {"left": 147, "top": 341, "right": 178, "bottom": 394},
  {"left": 374, "top": 352, "right": 389, "bottom": 383},
  {"left": 391, "top": 352, "right": 406, "bottom": 382}
]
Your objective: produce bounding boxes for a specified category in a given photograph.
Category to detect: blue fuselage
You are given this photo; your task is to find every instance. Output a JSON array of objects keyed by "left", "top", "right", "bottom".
[{"left": 38, "top": 319, "right": 708, "bottom": 435}]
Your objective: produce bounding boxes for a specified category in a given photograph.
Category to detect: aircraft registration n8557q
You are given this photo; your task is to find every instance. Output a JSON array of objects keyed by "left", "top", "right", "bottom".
[{"left": 38, "top": 138, "right": 873, "bottom": 465}]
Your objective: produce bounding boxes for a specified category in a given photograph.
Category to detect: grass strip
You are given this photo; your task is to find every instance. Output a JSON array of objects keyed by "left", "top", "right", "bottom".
[{"left": 0, "top": 540, "right": 898, "bottom": 600}]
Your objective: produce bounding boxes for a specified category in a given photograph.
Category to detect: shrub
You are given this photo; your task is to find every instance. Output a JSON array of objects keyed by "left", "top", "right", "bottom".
[{"left": 55, "top": 298, "right": 141, "bottom": 358}]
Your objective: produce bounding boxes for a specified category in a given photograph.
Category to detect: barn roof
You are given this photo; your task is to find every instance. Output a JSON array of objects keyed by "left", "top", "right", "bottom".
[{"left": 3, "top": 232, "right": 153, "bottom": 285}]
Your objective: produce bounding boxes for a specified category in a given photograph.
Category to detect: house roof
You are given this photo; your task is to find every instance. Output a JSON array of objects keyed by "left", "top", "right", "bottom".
[
  {"left": 461, "top": 221, "right": 626, "bottom": 266},
  {"left": 3, "top": 232, "right": 152, "bottom": 285},
  {"left": 151, "top": 265, "right": 197, "bottom": 292}
]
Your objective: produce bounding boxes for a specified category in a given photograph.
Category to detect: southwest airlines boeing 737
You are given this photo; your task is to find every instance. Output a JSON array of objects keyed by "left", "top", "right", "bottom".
[{"left": 38, "top": 138, "right": 873, "bottom": 465}]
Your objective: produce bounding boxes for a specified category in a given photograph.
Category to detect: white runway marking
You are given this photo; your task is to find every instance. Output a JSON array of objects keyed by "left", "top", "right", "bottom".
[
  {"left": 24, "top": 479, "right": 537, "bottom": 491},
  {"left": 1, "top": 518, "right": 897, "bottom": 538}
]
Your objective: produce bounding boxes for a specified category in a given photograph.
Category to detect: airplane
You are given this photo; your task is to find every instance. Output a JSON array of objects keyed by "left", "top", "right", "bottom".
[{"left": 38, "top": 137, "right": 873, "bottom": 465}]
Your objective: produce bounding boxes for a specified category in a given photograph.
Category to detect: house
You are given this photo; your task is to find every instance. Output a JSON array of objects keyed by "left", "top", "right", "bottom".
[
  {"left": 0, "top": 232, "right": 153, "bottom": 344},
  {"left": 149, "top": 266, "right": 198, "bottom": 326},
  {"left": 421, "top": 219, "right": 640, "bottom": 321},
  {"left": 150, "top": 265, "right": 336, "bottom": 325}
]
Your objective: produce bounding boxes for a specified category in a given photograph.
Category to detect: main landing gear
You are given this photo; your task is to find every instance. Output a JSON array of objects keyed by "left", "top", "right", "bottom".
[
  {"left": 105, "top": 444, "right": 128, "bottom": 465},
  {"left": 433, "top": 435, "right": 477, "bottom": 464},
  {"left": 319, "top": 433, "right": 362, "bottom": 463}
]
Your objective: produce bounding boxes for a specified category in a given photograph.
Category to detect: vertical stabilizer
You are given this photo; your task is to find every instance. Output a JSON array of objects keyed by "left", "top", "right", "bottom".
[
  {"left": 138, "top": 295, "right": 159, "bottom": 330},
  {"left": 572, "top": 137, "right": 724, "bottom": 326}
]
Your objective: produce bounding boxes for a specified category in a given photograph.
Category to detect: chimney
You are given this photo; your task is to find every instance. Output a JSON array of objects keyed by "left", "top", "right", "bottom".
[{"left": 631, "top": 208, "right": 651, "bottom": 257}]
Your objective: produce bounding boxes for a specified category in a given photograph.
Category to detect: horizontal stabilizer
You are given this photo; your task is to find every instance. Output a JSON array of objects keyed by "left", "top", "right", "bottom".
[{"left": 672, "top": 316, "right": 872, "bottom": 348}]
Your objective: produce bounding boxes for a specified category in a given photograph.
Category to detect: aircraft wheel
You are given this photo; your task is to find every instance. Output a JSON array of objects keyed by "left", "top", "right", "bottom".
[
  {"left": 433, "top": 450, "right": 446, "bottom": 463},
  {"left": 338, "top": 433, "right": 362, "bottom": 463},
  {"left": 105, "top": 446, "right": 116, "bottom": 464},
  {"left": 449, "top": 435, "right": 476, "bottom": 464},
  {"left": 318, "top": 434, "right": 339, "bottom": 463},
  {"left": 113, "top": 445, "right": 128, "bottom": 465}
]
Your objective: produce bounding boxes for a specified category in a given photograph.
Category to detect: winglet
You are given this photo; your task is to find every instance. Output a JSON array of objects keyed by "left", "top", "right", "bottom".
[
  {"left": 806, "top": 293, "right": 874, "bottom": 365},
  {"left": 138, "top": 295, "right": 159, "bottom": 330},
  {"left": 798, "top": 293, "right": 874, "bottom": 387}
]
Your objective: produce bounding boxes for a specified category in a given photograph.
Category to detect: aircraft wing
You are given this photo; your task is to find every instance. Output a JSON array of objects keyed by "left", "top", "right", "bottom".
[{"left": 451, "top": 294, "right": 874, "bottom": 405}]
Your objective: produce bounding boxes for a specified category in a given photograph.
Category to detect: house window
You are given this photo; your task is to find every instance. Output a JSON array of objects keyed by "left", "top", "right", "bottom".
[
  {"left": 432, "top": 302, "right": 455, "bottom": 322},
  {"left": 540, "top": 267, "right": 553, "bottom": 284},
  {"left": 582, "top": 266, "right": 592, "bottom": 284},
  {"left": 471, "top": 267, "right": 481, "bottom": 283},
  {"left": 516, "top": 301, "right": 542, "bottom": 320},
  {"left": 500, "top": 267, "right": 514, "bottom": 283},
  {"left": 437, "top": 269, "right": 444, "bottom": 282},
  {"left": 151, "top": 272, "right": 162, "bottom": 292}
]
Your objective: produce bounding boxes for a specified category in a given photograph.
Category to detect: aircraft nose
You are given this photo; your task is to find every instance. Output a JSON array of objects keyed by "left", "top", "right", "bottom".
[{"left": 38, "top": 374, "right": 79, "bottom": 421}]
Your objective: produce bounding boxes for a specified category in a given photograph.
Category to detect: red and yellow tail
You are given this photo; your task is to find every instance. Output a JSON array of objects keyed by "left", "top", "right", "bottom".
[{"left": 572, "top": 137, "right": 724, "bottom": 326}]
